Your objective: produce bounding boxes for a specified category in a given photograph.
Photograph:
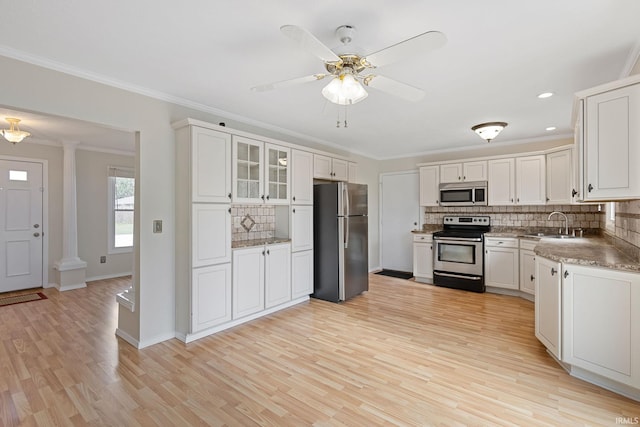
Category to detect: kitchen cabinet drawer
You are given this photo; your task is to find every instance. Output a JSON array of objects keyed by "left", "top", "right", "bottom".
[
  {"left": 413, "top": 233, "right": 433, "bottom": 243},
  {"left": 485, "top": 237, "right": 518, "bottom": 248}
]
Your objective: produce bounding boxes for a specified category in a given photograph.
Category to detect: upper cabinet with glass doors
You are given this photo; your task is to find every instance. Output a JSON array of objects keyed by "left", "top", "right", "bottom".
[{"left": 232, "top": 136, "right": 290, "bottom": 204}]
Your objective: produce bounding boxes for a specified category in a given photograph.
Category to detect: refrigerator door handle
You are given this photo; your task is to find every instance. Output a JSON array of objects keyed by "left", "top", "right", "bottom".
[
  {"left": 344, "top": 217, "right": 349, "bottom": 248},
  {"left": 344, "top": 184, "right": 350, "bottom": 217}
]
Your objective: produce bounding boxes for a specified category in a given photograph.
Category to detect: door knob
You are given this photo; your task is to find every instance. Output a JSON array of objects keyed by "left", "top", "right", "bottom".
[
  {"left": 34, "top": 224, "right": 40, "bottom": 228},
  {"left": 551, "top": 267, "right": 557, "bottom": 276},
  {"left": 33, "top": 232, "right": 40, "bottom": 237},
  {"left": 530, "top": 274, "right": 535, "bottom": 281}
]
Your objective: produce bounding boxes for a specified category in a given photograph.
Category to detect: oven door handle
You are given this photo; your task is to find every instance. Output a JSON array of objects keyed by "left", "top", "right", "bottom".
[
  {"left": 433, "top": 236, "right": 483, "bottom": 242},
  {"left": 434, "top": 271, "right": 483, "bottom": 280}
]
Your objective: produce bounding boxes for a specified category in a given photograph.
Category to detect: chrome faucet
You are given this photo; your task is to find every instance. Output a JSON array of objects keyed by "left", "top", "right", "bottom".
[{"left": 548, "top": 211, "right": 569, "bottom": 235}]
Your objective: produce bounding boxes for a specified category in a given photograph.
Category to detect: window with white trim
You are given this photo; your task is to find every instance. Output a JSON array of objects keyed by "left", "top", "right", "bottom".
[{"left": 108, "top": 166, "right": 135, "bottom": 254}]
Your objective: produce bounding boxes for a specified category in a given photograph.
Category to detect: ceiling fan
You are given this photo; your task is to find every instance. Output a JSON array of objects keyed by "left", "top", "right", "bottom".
[{"left": 251, "top": 25, "right": 447, "bottom": 105}]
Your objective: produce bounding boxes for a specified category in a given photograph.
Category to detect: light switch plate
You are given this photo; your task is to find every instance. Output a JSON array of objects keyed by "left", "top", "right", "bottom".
[{"left": 153, "top": 220, "right": 162, "bottom": 233}]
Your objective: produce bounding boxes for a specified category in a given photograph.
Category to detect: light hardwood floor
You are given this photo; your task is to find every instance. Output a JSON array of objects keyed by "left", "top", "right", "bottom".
[{"left": 1, "top": 275, "right": 638, "bottom": 426}]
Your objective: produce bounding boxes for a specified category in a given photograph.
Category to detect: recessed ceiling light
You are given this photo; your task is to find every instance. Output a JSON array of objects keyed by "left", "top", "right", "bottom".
[
  {"left": 538, "top": 92, "right": 554, "bottom": 99},
  {"left": 546, "top": 126, "right": 556, "bottom": 131}
]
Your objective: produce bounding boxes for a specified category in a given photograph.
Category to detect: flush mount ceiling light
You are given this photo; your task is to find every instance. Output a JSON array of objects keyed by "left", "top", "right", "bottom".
[
  {"left": 537, "top": 92, "right": 554, "bottom": 99},
  {"left": 1, "top": 118, "right": 31, "bottom": 144},
  {"left": 546, "top": 126, "right": 557, "bottom": 131},
  {"left": 471, "top": 122, "right": 508, "bottom": 142}
]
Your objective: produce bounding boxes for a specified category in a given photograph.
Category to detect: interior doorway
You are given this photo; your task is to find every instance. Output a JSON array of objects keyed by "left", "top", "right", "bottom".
[
  {"left": 379, "top": 171, "right": 420, "bottom": 273},
  {"left": 0, "top": 158, "right": 45, "bottom": 292}
]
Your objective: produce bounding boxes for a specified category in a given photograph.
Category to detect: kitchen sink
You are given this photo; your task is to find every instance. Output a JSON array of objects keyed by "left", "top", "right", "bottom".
[{"left": 523, "top": 233, "right": 576, "bottom": 239}]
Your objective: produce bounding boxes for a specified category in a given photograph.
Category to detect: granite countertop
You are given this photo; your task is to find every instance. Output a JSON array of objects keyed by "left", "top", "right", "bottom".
[
  {"left": 232, "top": 237, "right": 291, "bottom": 249},
  {"left": 533, "top": 236, "right": 640, "bottom": 273},
  {"left": 411, "top": 225, "right": 442, "bottom": 234}
]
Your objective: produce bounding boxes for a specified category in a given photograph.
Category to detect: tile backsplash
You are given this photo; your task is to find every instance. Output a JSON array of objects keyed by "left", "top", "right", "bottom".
[
  {"left": 423, "top": 204, "right": 603, "bottom": 231},
  {"left": 232, "top": 205, "right": 275, "bottom": 241}
]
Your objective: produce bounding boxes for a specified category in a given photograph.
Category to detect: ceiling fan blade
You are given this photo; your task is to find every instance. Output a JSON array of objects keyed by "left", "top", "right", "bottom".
[
  {"left": 280, "top": 25, "right": 341, "bottom": 63},
  {"left": 363, "top": 31, "right": 446, "bottom": 68},
  {"left": 363, "top": 75, "right": 425, "bottom": 102},
  {"left": 251, "top": 74, "right": 328, "bottom": 92}
]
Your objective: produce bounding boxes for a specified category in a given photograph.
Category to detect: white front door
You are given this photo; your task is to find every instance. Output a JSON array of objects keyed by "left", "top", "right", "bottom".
[
  {"left": 380, "top": 171, "right": 420, "bottom": 272},
  {"left": 0, "top": 159, "right": 44, "bottom": 292}
]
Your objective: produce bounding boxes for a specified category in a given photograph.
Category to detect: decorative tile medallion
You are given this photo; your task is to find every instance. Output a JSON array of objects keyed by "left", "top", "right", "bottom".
[{"left": 241, "top": 214, "right": 256, "bottom": 232}]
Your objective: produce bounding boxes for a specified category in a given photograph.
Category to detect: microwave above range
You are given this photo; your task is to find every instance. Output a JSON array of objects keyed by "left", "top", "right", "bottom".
[{"left": 439, "top": 181, "right": 487, "bottom": 206}]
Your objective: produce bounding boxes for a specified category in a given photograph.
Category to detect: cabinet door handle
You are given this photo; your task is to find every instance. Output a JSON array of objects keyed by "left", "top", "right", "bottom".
[
  {"left": 261, "top": 194, "right": 265, "bottom": 201},
  {"left": 571, "top": 189, "right": 578, "bottom": 197},
  {"left": 33, "top": 232, "right": 40, "bottom": 237},
  {"left": 517, "top": 198, "right": 520, "bottom": 202},
  {"left": 228, "top": 207, "right": 231, "bottom": 213},
  {"left": 293, "top": 208, "right": 296, "bottom": 213},
  {"left": 588, "top": 184, "right": 594, "bottom": 192},
  {"left": 267, "top": 249, "right": 270, "bottom": 255},
  {"left": 497, "top": 241, "right": 503, "bottom": 245},
  {"left": 293, "top": 196, "right": 296, "bottom": 202},
  {"left": 266, "top": 195, "right": 270, "bottom": 200},
  {"left": 262, "top": 250, "right": 265, "bottom": 255},
  {"left": 564, "top": 270, "right": 569, "bottom": 279},
  {"left": 551, "top": 267, "right": 557, "bottom": 276},
  {"left": 228, "top": 192, "right": 232, "bottom": 199},
  {"left": 530, "top": 274, "right": 535, "bottom": 282}
]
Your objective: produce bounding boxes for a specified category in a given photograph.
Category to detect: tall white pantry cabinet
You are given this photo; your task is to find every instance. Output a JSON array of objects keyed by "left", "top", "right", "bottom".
[{"left": 174, "top": 123, "right": 233, "bottom": 342}]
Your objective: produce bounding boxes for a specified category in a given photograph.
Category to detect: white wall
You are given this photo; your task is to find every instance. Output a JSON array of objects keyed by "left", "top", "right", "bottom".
[{"left": 76, "top": 149, "right": 135, "bottom": 280}]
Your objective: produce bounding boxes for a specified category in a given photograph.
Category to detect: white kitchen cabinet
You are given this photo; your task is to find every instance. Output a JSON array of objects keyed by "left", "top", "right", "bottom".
[
  {"left": 233, "top": 136, "right": 290, "bottom": 204},
  {"left": 582, "top": 81, "right": 640, "bottom": 200},
  {"left": 192, "top": 203, "right": 232, "bottom": 267},
  {"left": 546, "top": 148, "right": 573, "bottom": 205},
  {"left": 439, "top": 161, "right": 487, "bottom": 183},
  {"left": 233, "top": 136, "right": 264, "bottom": 203},
  {"left": 190, "top": 126, "right": 232, "bottom": 203},
  {"left": 485, "top": 237, "right": 519, "bottom": 290},
  {"left": 419, "top": 165, "right": 440, "bottom": 206},
  {"left": 562, "top": 265, "right": 640, "bottom": 388},
  {"left": 291, "top": 250, "right": 313, "bottom": 299},
  {"left": 233, "top": 243, "right": 292, "bottom": 318},
  {"left": 291, "top": 149, "right": 313, "bottom": 205},
  {"left": 348, "top": 162, "right": 358, "bottom": 183},
  {"left": 519, "top": 239, "right": 536, "bottom": 295},
  {"left": 291, "top": 205, "right": 313, "bottom": 252},
  {"left": 265, "top": 243, "right": 291, "bottom": 308},
  {"left": 439, "top": 163, "right": 463, "bottom": 183},
  {"left": 313, "top": 154, "right": 349, "bottom": 181},
  {"left": 516, "top": 155, "right": 546, "bottom": 205},
  {"left": 191, "top": 263, "right": 232, "bottom": 331},
  {"left": 174, "top": 121, "right": 233, "bottom": 339},
  {"left": 232, "top": 246, "right": 265, "bottom": 318},
  {"left": 535, "top": 256, "right": 562, "bottom": 360},
  {"left": 264, "top": 143, "right": 290, "bottom": 204},
  {"left": 488, "top": 158, "right": 515, "bottom": 205},
  {"left": 412, "top": 234, "right": 433, "bottom": 284},
  {"left": 488, "top": 156, "right": 545, "bottom": 205}
]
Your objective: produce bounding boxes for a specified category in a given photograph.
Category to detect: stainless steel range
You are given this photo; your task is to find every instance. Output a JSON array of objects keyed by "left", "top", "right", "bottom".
[{"left": 432, "top": 215, "right": 491, "bottom": 293}]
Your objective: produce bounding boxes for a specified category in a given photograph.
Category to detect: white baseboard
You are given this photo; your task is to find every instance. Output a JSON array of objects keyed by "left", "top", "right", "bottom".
[
  {"left": 138, "top": 332, "right": 178, "bottom": 349},
  {"left": 115, "top": 328, "right": 139, "bottom": 348},
  {"left": 55, "top": 282, "right": 87, "bottom": 292},
  {"left": 178, "top": 296, "right": 310, "bottom": 344},
  {"left": 87, "top": 272, "right": 133, "bottom": 282},
  {"left": 369, "top": 266, "right": 382, "bottom": 273}
]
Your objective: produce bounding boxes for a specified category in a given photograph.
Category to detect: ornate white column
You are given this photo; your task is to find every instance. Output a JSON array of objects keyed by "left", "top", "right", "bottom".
[{"left": 53, "top": 141, "right": 87, "bottom": 291}]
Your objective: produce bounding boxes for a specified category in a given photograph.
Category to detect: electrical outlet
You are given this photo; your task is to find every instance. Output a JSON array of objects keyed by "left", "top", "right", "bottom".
[
  {"left": 100, "top": 256, "right": 106, "bottom": 263},
  {"left": 153, "top": 219, "right": 163, "bottom": 233}
]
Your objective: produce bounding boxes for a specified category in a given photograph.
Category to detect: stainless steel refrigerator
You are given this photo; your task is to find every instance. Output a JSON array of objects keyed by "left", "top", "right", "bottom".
[{"left": 313, "top": 182, "right": 369, "bottom": 302}]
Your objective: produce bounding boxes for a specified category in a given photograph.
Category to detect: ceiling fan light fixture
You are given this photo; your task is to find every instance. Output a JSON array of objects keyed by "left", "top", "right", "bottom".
[
  {"left": 471, "top": 122, "right": 508, "bottom": 142},
  {"left": 322, "top": 72, "right": 368, "bottom": 105},
  {"left": 1, "top": 118, "right": 31, "bottom": 144}
]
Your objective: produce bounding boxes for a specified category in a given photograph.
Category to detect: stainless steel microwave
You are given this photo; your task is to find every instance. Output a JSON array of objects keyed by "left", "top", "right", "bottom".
[{"left": 439, "top": 181, "right": 488, "bottom": 206}]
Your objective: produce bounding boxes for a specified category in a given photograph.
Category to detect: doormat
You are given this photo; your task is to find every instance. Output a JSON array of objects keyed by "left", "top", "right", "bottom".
[
  {"left": 0, "top": 292, "right": 48, "bottom": 307},
  {"left": 375, "top": 269, "right": 413, "bottom": 280}
]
